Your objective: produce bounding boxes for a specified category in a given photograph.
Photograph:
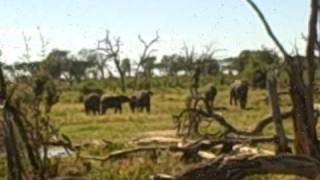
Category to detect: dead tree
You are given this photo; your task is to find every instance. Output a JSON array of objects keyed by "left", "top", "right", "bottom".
[
  {"left": 266, "top": 73, "right": 290, "bottom": 153},
  {"left": 21, "top": 32, "right": 32, "bottom": 62},
  {"left": 98, "top": 30, "right": 126, "bottom": 92},
  {"left": 182, "top": 44, "right": 199, "bottom": 96},
  {"left": 1, "top": 112, "right": 24, "bottom": 180},
  {"left": 0, "top": 63, "right": 77, "bottom": 179},
  {"left": 135, "top": 32, "right": 160, "bottom": 88},
  {"left": 0, "top": 66, "right": 24, "bottom": 179},
  {"left": 182, "top": 43, "right": 196, "bottom": 76},
  {"left": 199, "top": 43, "right": 224, "bottom": 75},
  {"left": 246, "top": 0, "right": 320, "bottom": 157},
  {"left": 169, "top": 0, "right": 320, "bottom": 179},
  {"left": 37, "top": 26, "right": 49, "bottom": 59}
]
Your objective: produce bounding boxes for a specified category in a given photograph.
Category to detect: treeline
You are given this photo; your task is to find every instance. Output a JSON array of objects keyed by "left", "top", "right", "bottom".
[{"left": 0, "top": 42, "right": 290, "bottom": 92}]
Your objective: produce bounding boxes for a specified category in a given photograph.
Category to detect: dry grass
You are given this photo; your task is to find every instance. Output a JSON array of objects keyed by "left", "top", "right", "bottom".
[{"left": 2, "top": 85, "right": 319, "bottom": 179}]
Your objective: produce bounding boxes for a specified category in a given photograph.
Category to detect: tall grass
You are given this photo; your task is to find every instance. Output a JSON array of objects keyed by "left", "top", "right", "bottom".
[{"left": 2, "top": 77, "right": 318, "bottom": 179}]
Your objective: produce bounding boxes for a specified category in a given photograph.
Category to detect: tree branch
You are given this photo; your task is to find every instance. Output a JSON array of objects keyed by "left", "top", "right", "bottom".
[{"left": 245, "top": 0, "right": 289, "bottom": 58}]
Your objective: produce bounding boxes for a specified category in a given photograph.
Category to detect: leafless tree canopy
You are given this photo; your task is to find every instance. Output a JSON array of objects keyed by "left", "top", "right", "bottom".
[{"left": 98, "top": 30, "right": 127, "bottom": 92}]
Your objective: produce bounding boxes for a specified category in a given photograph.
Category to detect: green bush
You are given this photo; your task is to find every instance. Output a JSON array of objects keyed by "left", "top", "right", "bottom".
[{"left": 73, "top": 80, "right": 106, "bottom": 95}]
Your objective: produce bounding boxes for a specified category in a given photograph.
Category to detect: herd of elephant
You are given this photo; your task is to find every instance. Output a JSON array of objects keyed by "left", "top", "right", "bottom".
[
  {"left": 82, "top": 79, "right": 249, "bottom": 115},
  {"left": 83, "top": 90, "right": 153, "bottom": 115},
  {"left": 188, "top": 79, "right": 249, "bottom": 110}
]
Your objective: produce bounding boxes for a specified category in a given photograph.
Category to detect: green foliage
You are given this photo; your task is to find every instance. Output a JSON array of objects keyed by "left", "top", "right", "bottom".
[
  {"left": 43, "top": 49, "right": 70, "bottom": 78},
  {"left": 13, "top": 61, "right": 42, "bottom": 74},
  {"left": 225, "top": 49, "right": 280, "bottom": 88},
  {"left": 74, "top": 80, "right": 106, "bottom": 95},
  {"left": 238, "top": 49, "right": 279, "bottom": 75},
  {"left": 158, "top": 54, "right": 185, "bottom": 76},
  {"left": 121, "top": 58, "right": 131, "bottom": 77},
  {"left": 201, "top": 58, "right": 220, "bottom": 76}
]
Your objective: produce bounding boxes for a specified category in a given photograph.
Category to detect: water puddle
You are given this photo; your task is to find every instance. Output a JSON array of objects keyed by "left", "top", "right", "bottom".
[{"left": 39, "top": 146, "right": 74, "bottom": 158}]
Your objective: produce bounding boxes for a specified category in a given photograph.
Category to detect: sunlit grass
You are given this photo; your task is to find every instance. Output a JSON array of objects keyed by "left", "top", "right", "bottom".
[{"left": 3, "top": 85, "right": 319, "bottom": 179}]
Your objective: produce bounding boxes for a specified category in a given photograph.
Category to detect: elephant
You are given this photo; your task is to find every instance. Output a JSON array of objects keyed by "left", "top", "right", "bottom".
[
  {"left": 251, "top": 70, "right": 267, "bottom": 89},
  {"left": 129, "top": 90, "right": 154, "bottom": 113},
  {"left": 84, "top": 93, "right": 101, "bottom": 115},
  {"left": 100, "top": 95, "right": 131, "bottom": 114},
  {"left": 204, "top": 85, "right": 217, "bottom": 110},
  {"left": 229, "top": 80, "right": 249, "bottom": 109},
  {"left": 79, "top": 88, "right": 104, "bottom": 102}
]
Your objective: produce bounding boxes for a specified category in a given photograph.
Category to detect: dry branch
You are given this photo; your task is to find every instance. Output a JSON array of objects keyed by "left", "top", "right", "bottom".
[
  {"left": 49, "top": 176, "right": 85, "bottom": 180},
  {"left": 246, "top": 0, "right": 289, "bottom": 58},
  {"left": 174, "top": 108, "right": 293, "bottom": 136},
  {"left": 249, "top": 110, "right": 292, "bottom": 134},
  {"left": 176, "top": 154, "right": 320, "bottom": 180},
  {"left": 79, "top": 146, "right": 182, "bottom": 162},
  {"left": 246, "top": 0, "right": 320, "bottom": 157},
  {"left": 98, "top": 30, "right": 126, "bottom": 92},
  {"left": 151, "top": 174, "right": 175, "bottom": 180},
  {"left": 132, "top": 136, "right": 193, "bottom": 147},
  {"left": 138, "top": 32, "right": 160, "bottom": 62},
  {"left": 81, "top": 135, "right": 292, "bottom": 164},
  {"left": 178, "top": 135, "right": 285, "bottom": 161},
  {"left": 134, "top": 32, "right": 160, "bottom": 86}
]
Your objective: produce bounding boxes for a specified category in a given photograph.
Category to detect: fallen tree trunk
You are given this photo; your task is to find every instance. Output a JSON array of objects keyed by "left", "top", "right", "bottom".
[
  {"left": 176, "top": 154, "right": 320, "bottom": 180},
  {"left": 178, "top": 135, "right": 289, "bottom": 161},
  {"left": 80, "top": 135, "right": 291, "bottom": 164},
  {"left": 79, "top": 146, "right": 183, "bottom": 162}
]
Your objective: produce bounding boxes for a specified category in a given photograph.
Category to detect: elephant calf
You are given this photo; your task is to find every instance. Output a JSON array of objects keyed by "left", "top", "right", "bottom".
[
  {"left": 230, "top": 80, "right": 249, "bottom": 109},
  {"left": 130, "top": 90, "right": 153, "bottom": 113},
  {"left": 100, "top": 95, "right": 131, "bottom": 114},
  {"left": 84, "top": 93, "right": 101, "bottom": 115},
  {"left": 204, "top": 85, "right": 217, "bottom": 109}
]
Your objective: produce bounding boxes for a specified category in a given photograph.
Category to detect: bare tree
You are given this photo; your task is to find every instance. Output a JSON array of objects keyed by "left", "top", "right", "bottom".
[
  {"left": 21, "top": 32, "right": 32, "bottom": 62},
  {"left": 167, "top": 1, "right": 320, "bottom": 179},
  {"left": 199, "top": 43, "right": 224, "bottom": 61},
  {"left": 135, "top": 32, "right": 159, "bottom": 88},
  {"left": 37, "top": 26, "right": 49, "bottom": 59},
  {"left": 246, "top": 0, "right": 320, "bottom": 157},
  {"left": 96, "top": 53, "right": 110, "bottom": 79},
  {"left": 78, "top": 49, "right": 108, "bottom": 80},
  {"left": 137, "top": 32, "right": 159, "bottom": 72},
  {"left": 98, "top": 30, "right": 126, "bottom": 92},
  {"left": 266, "top": 72, "right": 290, "bottom": 153},
  {"left": 182, "top": 43, "right": 196, "bottom": 75}
]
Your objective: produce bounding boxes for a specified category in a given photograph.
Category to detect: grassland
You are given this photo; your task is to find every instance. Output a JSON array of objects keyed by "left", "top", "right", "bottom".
[
  {"left": 1, "top": 79, "right": 316, "bottom": 179},
  {"left": 43, "top": 84, "right": 317, "bottom": 179}
]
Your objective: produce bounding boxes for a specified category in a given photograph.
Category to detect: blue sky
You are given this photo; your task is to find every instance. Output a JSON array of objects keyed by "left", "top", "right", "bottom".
[{"left": 0, "top": 0, "right": 309, "bottom": 64}]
